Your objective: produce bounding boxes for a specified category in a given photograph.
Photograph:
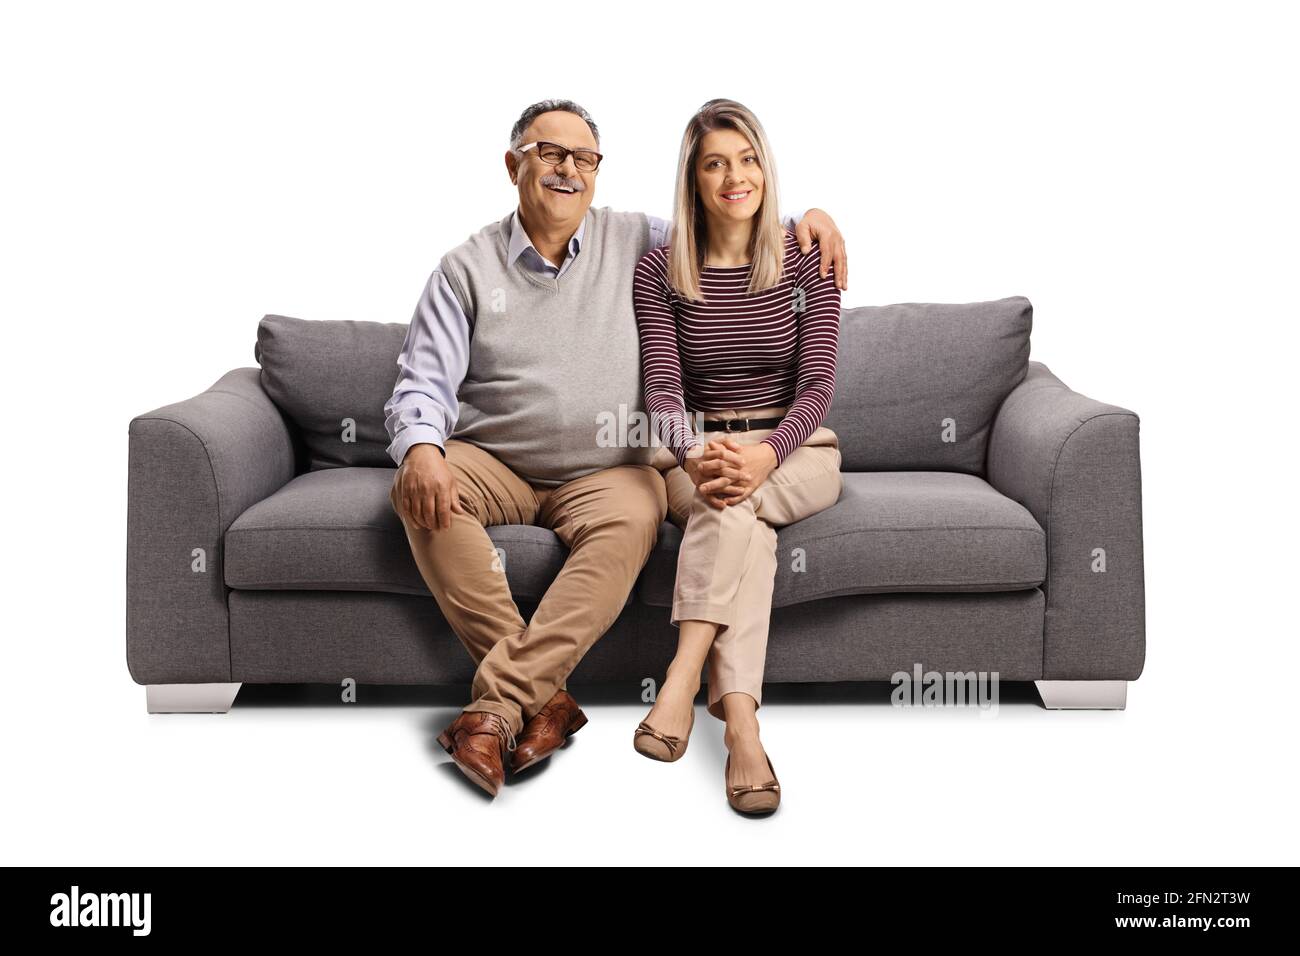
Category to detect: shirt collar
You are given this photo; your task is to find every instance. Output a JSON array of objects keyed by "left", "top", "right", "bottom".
[{"left": 506, "top": 206, "right": 586, "bottom": 270}]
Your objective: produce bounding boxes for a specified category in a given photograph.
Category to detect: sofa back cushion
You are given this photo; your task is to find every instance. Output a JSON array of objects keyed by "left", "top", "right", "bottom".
[
  {"left": 256, "top": 296, "right": 1032, "bottom": 474},
  {"left": 822, "top": 296, "right": 1032, "bottom": 474},
  {"left": 256, "top": 314, "right": 408, "bottom": 469}
]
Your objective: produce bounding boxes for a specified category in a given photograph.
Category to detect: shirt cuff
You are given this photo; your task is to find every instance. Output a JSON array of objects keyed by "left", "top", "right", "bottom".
[
  {"left": 781, "top": 209, "right": 809, "bottom": 232},
  {"left": 676, "top": 439, "right": 705, "bottom": 469},
  {"left": 760, "top": 435, "right": 791, "bottom": 467},
  {"left": 387, "top": 425, "right": 447, "bottom": 466}
]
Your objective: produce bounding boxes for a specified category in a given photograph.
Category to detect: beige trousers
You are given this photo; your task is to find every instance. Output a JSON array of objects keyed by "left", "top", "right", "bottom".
[
  {"left": 650, "top": 406, "right": 843, "bottom": 720},
  {"left": 397, "top": 438, "right": 667, "bottom": 737}
]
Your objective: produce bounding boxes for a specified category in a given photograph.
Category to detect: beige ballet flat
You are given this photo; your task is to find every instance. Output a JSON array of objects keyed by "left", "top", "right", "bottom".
[
  {"left": 633, "top": 707, "right": 695, "bottom": 762},
  {"left": 725, "top": 751, "right": 781, "bottom": 814}
]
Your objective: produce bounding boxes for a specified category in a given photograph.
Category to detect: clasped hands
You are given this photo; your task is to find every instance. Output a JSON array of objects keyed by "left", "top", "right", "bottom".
[{"left": 682, "top": 437, "right": 778, "bottom": 509}]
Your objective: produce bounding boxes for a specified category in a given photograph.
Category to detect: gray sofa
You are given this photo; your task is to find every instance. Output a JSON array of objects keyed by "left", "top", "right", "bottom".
[{"left": 126, "top": 295, "right": 1145, "bottom": 713}]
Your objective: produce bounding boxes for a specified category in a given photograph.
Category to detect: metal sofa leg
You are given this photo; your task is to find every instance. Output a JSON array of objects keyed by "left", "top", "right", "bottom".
[
  {"left": 146, "top": 683, "right": 243, "bottom": 714},
  {"left": 1035, "top": 680, "right": 1127, "bottom": 710}
]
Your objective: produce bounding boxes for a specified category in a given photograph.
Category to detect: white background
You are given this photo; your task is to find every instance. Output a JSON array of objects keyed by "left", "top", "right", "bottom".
[{"left": 2, "top": 0, "right": 1297, "bottom": 865}]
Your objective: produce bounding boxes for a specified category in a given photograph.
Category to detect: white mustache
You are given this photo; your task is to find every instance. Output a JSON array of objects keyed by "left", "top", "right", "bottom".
[{"left": 541, "top": 173, "right": 585, "bottom": 192}]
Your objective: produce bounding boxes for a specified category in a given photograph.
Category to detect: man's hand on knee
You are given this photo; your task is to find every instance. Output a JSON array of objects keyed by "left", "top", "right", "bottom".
[{"left": 391, "top": 443, "right": 464, "bottom": 531}]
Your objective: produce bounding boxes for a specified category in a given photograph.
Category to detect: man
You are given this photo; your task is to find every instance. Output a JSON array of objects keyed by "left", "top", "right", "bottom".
[{"left": 385, "top": 99, "right": 847, "bottom": 797}]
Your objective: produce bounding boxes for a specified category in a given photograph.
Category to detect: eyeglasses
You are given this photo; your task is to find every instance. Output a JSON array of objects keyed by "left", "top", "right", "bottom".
[{"left": 517, "top": 140, "right": 603, "bottom": 172}]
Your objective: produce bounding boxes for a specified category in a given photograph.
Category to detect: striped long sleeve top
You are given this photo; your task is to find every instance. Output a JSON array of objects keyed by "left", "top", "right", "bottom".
[{"left": 632, "top": 230, "right": 841, "bottom": 468}]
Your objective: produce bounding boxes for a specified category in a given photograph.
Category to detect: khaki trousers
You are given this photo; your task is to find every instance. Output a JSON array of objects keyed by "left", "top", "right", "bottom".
[
  {"left": 650, "top": 406, "right": 843, "bottom": 720},
  {"left": 397, "top": 439, "right": 667, "bottom": 737}
]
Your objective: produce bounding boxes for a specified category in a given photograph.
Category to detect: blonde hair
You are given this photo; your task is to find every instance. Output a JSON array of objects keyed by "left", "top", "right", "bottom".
[{"left": 667, "top": 98, "right": 785, "bottom": 302}]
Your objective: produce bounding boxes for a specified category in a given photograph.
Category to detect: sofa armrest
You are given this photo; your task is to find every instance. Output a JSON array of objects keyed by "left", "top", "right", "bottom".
[
  {"left": 986, "top": 361, "right": 1145, "bottom": 680},
  {"left": 127, "top": 368, "right": 296, "bottom": 684}
]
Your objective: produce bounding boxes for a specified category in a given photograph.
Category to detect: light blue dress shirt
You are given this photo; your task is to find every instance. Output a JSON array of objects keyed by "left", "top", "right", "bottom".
[{"left": 384, "top": 207, "right": 805, "bottom": 465}]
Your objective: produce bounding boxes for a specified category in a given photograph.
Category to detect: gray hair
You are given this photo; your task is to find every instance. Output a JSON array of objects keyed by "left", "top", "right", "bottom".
[{"left": 508, "top": 99, "right": 600, "bottom": 151}]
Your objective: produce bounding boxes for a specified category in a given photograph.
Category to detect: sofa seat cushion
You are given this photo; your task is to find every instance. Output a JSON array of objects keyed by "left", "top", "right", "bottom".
[
  {"left": 224, "top": 467, "right": 571, "bottom": 599},
  {"left": 639, "top": 471, "right": 1046, "bottom": 608}
]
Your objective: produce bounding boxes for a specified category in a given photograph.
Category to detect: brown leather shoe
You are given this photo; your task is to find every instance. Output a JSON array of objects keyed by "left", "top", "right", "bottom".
[
  {"left": 436, "top": 711, "right": 517, "bottom": 797},
  {"left": 510, "top": 689, "right": 589, "bottom": 773}
]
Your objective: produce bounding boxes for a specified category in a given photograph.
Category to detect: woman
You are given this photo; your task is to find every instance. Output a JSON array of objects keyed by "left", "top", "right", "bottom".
[{"left": 631, "top": 99, "right": 843, "bottom": 814}]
